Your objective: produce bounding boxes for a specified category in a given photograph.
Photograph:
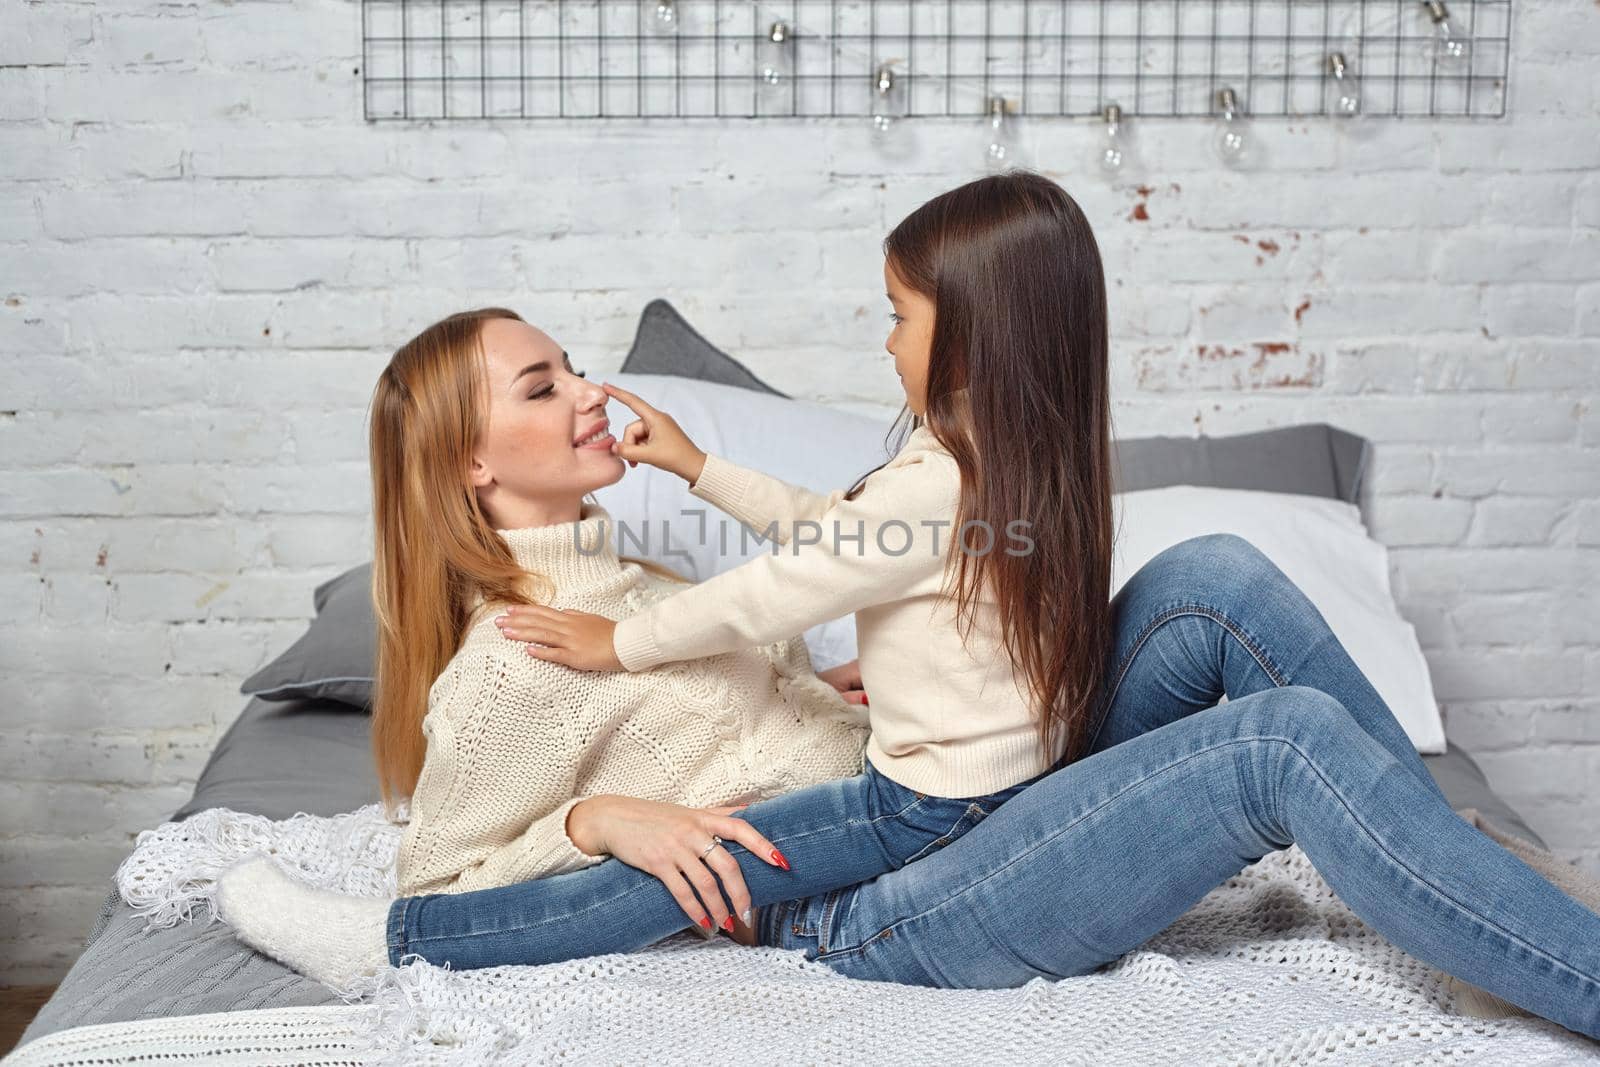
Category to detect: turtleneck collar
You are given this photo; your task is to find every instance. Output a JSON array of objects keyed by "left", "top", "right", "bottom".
[
  {"left": 903, "top": 421, "right": 953, "bottom": 457},
  {"left": 493, "top": 502, "right": 623, "bottom": 594}
]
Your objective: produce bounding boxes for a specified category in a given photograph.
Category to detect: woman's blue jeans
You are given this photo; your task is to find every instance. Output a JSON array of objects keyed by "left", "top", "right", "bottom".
[
  {"left": 387, "top": 533, "right": 1600, "bottom": 1041},
  {"left": 388, "top": 758, "right": 1051, "bottom": 970}
]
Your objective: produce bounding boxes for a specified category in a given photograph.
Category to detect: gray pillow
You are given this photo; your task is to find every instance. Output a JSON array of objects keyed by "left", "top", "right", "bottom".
[
  {"left": 242, "top": 301, "right": 1375, "bottom": 709},
  {"left": 620, "top": 299, "right": 787, "bottom": 396},
  {"left": 239, "top": 564, "right": 374, "bottom": 707},
  {"left": 1113, "top": 423, "right": 1369, "bottom": 506}
]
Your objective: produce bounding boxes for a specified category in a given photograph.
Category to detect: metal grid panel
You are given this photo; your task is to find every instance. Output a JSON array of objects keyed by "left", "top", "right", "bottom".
[{"left": 362, "top": 1, "right": 1510, "bottom": 121}]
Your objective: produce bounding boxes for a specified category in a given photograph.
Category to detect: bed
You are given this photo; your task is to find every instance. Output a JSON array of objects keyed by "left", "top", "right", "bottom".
[
  {"left": 12, "top": 302, "right": 1595, "bottom": 1063},
  {"left": 16, "top": 690, "right": 1561, "bottom": 1058}
]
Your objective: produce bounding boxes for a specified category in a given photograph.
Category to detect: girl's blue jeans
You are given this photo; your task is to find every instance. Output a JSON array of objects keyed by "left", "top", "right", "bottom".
[{"left": 387, "top": 533, "right": 1600, "bottom": 1041}]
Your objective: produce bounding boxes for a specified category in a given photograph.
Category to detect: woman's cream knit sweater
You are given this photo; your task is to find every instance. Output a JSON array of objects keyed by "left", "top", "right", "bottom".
[{"left": 394, "top": 504, "right": 870, "bottom": 898}]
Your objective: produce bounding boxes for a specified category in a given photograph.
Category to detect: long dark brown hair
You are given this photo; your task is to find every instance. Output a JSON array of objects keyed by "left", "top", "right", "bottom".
[{"left": 848, "top": 171, "right": 1115, "bottom": 771}]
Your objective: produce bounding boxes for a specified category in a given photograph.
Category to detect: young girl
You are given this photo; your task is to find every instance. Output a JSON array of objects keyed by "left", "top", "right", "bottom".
[{"left": 221, "top": 172, "right": 1600, "bottom": 1041}]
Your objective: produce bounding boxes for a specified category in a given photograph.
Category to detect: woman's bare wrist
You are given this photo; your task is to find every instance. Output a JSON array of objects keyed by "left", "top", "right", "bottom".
[{"left": 566, "top": 796, "right": 610, "bottom": 856}]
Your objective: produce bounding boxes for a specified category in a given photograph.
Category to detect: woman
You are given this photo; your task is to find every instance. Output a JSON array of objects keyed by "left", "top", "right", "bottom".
[
  {"left": 222, "top": 173, "right": 1600, "bottom": 1041},
  {"left": 219, "top": 300, "right": 1060, "bottom": 987}
]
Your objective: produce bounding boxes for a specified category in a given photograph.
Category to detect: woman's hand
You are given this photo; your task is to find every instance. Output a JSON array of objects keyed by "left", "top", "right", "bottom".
[
  {"left": 602, "top": 382, "right": 708, "bottom": 485},
  {"left": 566, "top": 795, "right": 790, "bottom": 933},
  {"left": 816, "top": 658, "right": 869, "bottom": 706},
  {"left": 495, "top": 607, "right": 623, "bottom": 672}
]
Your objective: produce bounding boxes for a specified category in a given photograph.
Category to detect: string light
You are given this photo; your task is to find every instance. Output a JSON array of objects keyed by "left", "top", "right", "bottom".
[
  {"left": 1099, "top": 103, "right": 1126, "bottom": 173},
  {"left": 1326, "top": 52, "right": 1364, "bottom": 117},
  {"left": 871, "top": 63, "right": 909, "bottom": 133},
  {"left": 734, "top": 1, "right": 1444, "bottom": 119},
  {"left": 652, "top": 0, "right": 678, "bottom": 34},
  {"left": 1421, "top": 0, "right": 1471, "bottom": 65},
  {"left": 1213, "top": 86, "right": 1250, "bottom": 165},
  {"left": 760, "top": 21, "right": 792, "bottom": 87},
  {"left": 984, "top": 95, "right": 1015, "bottom": 171}
]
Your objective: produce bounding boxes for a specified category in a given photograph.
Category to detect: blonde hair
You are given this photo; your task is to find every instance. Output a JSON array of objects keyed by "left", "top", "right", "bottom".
[{"left": 367, "top": 307, "right": 686, "bottom": 813}]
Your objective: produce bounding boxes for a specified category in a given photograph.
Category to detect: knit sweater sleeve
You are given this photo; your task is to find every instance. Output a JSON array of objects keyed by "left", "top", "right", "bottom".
[
  {"left": 613, "top": 451, "right": 958, "bottom": 672},
  {"left": 395, "top": 645, "right": 608, "bottom": 897},
  {"left": 686, "top": 452, "right": 850, "bottom": 544}
]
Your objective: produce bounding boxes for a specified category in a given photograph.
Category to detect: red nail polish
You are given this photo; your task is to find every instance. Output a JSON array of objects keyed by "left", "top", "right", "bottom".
[
  {"left": 862, "top": 694, "right": 870, "bottom": 706},
  {"left": 771, "top": 849, "right": 790, "bottom": 871},
  {"left": 698, "top": 915, "right": 712, "bottom": 929},
  {"left": 721, "top": 915, "right": 735, "bottom": 932}
]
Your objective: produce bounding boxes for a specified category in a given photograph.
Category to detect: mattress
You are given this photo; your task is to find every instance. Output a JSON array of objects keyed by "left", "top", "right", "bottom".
[{"left": 17, "top": 693, "right": 1550, "bottom": 1049}]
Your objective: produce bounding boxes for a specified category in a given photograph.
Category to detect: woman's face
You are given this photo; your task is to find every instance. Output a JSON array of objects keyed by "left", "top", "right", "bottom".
[
  {"left": 469, "top": 317, "right": 623, "bottom": 529},
  {"left": 884, "top": 257, "right": 935, "bottom": 416}
]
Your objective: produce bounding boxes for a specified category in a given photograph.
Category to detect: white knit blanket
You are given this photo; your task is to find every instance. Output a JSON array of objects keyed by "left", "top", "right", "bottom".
[{"left": 21, "top": 804, "right": 1599, "bottom": 1066}]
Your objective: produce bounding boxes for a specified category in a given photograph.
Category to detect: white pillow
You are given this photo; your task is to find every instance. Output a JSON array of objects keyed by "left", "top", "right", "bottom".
[
  {"left": 1111, "top": 485, "right": 1447, "bottom": 754},
  {"left": 590, "top": 373, "right": 896, "bottom": 670},
  {"left": 590, "top": 380, "right": 1446, "bottom": 754}
]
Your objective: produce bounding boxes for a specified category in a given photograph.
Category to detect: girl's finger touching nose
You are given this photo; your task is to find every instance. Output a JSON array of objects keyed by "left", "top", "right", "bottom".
[{"left": 602, "top": 382, "right": 653, "bottom": 418}]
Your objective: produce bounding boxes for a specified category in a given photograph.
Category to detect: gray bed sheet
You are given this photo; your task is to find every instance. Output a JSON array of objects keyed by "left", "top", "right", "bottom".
[{"left": 19, "top": 694, "right": 1548, "bottom": 1049}]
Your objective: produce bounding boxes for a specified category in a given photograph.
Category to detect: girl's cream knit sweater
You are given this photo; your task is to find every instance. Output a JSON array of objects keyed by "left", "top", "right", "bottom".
[
  {"left": 394, "top": 504, "right": 870, "bottom": 898},
  {"left": 613, "top": 425, "right": 1053, "bottom": 798}
]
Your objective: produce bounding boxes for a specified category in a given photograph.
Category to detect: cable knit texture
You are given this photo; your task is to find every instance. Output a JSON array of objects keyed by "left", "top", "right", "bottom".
[
  {"left": 392, "top": 503, "right": 870, "bottom": 897},
  {"left": 614, "top": 425, "right": 1052, "bottom": 797}
]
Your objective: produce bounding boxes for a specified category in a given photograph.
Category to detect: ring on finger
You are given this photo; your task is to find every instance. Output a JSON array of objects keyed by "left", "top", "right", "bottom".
[{"left": 699, "top": 835, "right": 723, "bottom": 859}]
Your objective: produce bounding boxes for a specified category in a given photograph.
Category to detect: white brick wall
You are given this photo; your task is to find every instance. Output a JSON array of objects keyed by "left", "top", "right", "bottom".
[{"left": 1, "top": 0, "right": 1595, "bottom": 984}]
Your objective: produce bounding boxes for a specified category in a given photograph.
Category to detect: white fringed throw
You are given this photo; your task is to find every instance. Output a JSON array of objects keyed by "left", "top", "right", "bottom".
[{"left": 33, "top": 803, "right": 1589, "bottom": 1065}]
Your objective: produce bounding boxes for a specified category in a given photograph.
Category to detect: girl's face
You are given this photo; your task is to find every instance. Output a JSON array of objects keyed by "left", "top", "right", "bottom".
[
  {"left": 469, "top": 317, "right": 623, "bottom": 529},
  {"left": 884, "top": 257, "right": 935, "bottom": 415}
]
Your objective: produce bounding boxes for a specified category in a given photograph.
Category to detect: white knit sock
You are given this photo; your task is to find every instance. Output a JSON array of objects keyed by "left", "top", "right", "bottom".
[{"left": 216, "top": 855, "right": 390, "bottom": 993}]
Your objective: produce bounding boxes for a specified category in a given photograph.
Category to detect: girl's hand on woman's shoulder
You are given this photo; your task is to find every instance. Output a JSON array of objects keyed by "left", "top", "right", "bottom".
[
  {"left": 495, "top": 606, "right": 623, "bottom": 671},
  {"left": 565, "top": 795, "right": 791, "bottom": 934}
]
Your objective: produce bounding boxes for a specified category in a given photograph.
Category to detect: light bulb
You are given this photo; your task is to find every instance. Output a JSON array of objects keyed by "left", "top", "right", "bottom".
[
  {"left": 870, "top": 63, "right": 908, "bottom": 134},
  {"left": 1099, "top": 103, "right": 1125, "bottom": 174},
  {"left": 652, "top": 1, "right": 678, "bottom": 34},
  {"left": 1212, "top": 86, "right": 1249, "bottom": 166},
  {"left": 984, "top": 95, "right": 1012, "bottom": 171},
  {"left": 1422, "top": 0, "right": 1469, "bottom": 65},
  {"left": 759, "top": 22, "right": 791, "bottom": 88},
  {"left": 1326, "top": 52, "right": 1363, "bottom": 117}
]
